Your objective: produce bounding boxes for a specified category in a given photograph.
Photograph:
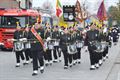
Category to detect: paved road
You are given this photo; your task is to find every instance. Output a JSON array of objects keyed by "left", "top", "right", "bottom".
[{"left": 0, "top": 41, "right": 120, "bottom": 80}]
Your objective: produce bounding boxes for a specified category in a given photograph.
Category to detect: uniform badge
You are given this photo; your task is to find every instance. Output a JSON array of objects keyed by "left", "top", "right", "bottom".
[
  {"left": 68, "top": 37, "right": 70, "bottom": 40},
  {"left": 95, "top": 34, "right": 98, "bottom": 37}
]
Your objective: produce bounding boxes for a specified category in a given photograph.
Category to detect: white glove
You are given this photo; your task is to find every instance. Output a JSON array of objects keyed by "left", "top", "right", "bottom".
[{"left": 46, "top": 37, "right": 51, "bottom": 41}]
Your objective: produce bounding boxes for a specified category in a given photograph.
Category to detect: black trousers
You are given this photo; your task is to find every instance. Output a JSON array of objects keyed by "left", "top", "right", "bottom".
[
  {"left": 76, "top": 48, "right": 81, "bottom": 60},
  {"left": 15, "top": 51, "right": 25, "bottom": 63},
  {"left": 24, "top": 49, "right": 32, "bottom": 61},
  {"left": 44, "top": 49, "right": 52, "bottom": 61},
  {"left": 113, "top": 37, "right": 118, "bottom": 42},
  {"left": 103, "top": 47, "right": 108, "bottom": 57},
  {"left": 98, "top": 52, "right": 103, "bottom": 60},
  {"left": 31, "top": 50, "right": 44, "bottom": 71},
  {"left": 62, "top": 49, "right": 73, "bottom": 66},
  {"left": 88, "top": 49, "right": 99, "bottom": 65},
  {"left": 53, "top": 46, "right": 59, "bottom": 60}
]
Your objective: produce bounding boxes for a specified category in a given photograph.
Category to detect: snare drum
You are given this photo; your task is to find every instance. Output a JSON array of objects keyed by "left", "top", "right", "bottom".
[
  {"left": 24, "top": 42, "right": 31, "bottom": 49},
  {"left": 54, "top": 40, "right": 59, "bottom": 46},
  {"left": 101, "top": 42, "right": 108, "bottom": 52},
  {"left": 76, "top": 41, "right": 84, "bottom": 48},
  {"left": 67, "top": 44, "right": 77, "bottom": 54},
  {"left": 48, "top": 41, "right": 54, "bottom": 50},
  {"left": 14, "top": 41, "right": 24, "bottom": 51}
]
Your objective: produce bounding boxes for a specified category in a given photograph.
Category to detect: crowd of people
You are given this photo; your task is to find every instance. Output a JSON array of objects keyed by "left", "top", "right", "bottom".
[{"left": 13, "top": 21, "right": 120, "bottom": 76}]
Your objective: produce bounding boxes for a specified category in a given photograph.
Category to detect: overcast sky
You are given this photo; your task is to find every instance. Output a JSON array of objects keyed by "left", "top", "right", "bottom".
[{"left": 32, "top": 0, "right": 119, "bottom": 14}]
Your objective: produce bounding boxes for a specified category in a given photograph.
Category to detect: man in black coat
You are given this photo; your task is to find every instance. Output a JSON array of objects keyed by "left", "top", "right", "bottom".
[
  {"left": 28, "top": 23, "right": 44, "bottom": 76},
  {"left": 52, "top": 26, "right": 61, "bottom": 62},
  {"left": 14, "top": 25, "right": 25, "bottom": 67},
  {"left": 86, "top": 23, "right": 100, "bottom": 70}
]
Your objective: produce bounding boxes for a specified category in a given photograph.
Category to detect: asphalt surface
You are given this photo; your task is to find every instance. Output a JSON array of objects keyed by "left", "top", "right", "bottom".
[{"left": 0, "top": 40, "right": 120, "bottom": 80}]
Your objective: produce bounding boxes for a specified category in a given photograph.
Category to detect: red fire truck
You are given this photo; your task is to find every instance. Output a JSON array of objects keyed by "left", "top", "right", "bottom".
[{"left": 0, "top": 8, "right": 39, "bottom": 50}]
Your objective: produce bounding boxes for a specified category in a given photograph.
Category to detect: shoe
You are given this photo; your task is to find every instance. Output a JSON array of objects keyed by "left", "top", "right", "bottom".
[
  {"left": 69, "top": 63, "right": 72, "bottom": 68},
  {"left": 99, "top": 63, "right": 103, "bottom": 66},
  {"left": 64, "top": 66, "right": 68, "bottom": 69},
  {"left": 59, "top": 60, "right": 62, "bottom": 62},
  {"left": 40, "top": 69, "right": 44, "bottom": 73},
  {"left": 45, "top": 61, "right": 49, "bottom": 67},
  {"left": 73, "top": 60, "right": 77, "bottom": 65},
  {"left": 45, "top": 63, "right": 49, "bottom": 67},
  {"left": 95, "top": 64, "right": 99, "bottom": 69},
  {"left": 32, "top": 73, "right": 38, "bottom": 76},
  {"left": 106, "top": 54, "right": 109, "bottom": 59},
  {"left": 99, "top": 60, "right": 103, "bottom": 66},
  {"left": 25, "top": 61, "right": 29, "bottom": 65},
  {"left": 30, "top": 59, "right": 33, "bottom": 63},
  {"left": 53, "top": 59, "right": 58, "bottom": 63},
  {"left": 103, "top": 57, "right": 106, "bottom": 62},
  {"left": 32, "top": 70, "right": 38, "bottom": 76},
  {"left": 59, "top": 58, "right": 62, "bottom": 62},
  {"left": 15, "top": 63, "right": 20, "bottom": 67},
  {"left": 23, "top": 60, "right": 27, "bottom": 65},
  {"left": 77, "top": 59, "right": 81, "bottom": 64},
  {"left": 85, "top": 50, "right": 88, "bottom": 52},
  {"left": 90, "top": 68, "right": 96, "bottom": 70},
  {"left": 90, "top": 65, "right": 96, "bottom": 70},
  {"left": 40, "top": 66, "right": 44, "bottom": 74},
  {"left": 49, "top": 61, "right": 53, "bottom": 66}
]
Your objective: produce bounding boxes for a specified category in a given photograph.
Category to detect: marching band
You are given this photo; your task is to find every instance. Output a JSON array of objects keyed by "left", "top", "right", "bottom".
[{"left": 12, "top": 21, "right": 119, "bottom": 76}]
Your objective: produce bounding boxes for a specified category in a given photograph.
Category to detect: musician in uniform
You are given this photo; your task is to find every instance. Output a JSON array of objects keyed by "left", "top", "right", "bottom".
[
  {"left": 52, "top": 26, "right": 61, "bottom": 62},
  {"left": 69, "top": 27, "right": 77, "bottom": 66},
  {"left": 100, "top": 27, "right": 110, "bottom": 62},
  {"left": 14, "top": 22, "right": 25, "bottom": 67},
  {"left": 86, "top": 23, "right": 100, "bottom": 70},
  {"left": 75, "top": 26, "right": 83, "bottom": 64},
  {"left": 28, "top": 22, "right": 44, "bottom": 76},
  {"left": 111, "top": 27, "right": 119, "bottom": 45},
  {"left": 60, "top": 27, "right": 77, "bottom": 69},
  {"left": 44, "top": 23, "right": 53, "bottom": 66},
  {"left": 23, "top": 25, "right": 32, "bottom": 64}
]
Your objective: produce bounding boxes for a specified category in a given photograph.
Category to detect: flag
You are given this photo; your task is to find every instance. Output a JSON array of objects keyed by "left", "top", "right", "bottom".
[
  {"left": 56, "top": 0, "right": 62, "bottom": 17},
  {"left": 97, "top": 0, "right": 107, "bottom": 21},
  {"left": 75, "top": 0, "right": 83, "bottom": 22}
]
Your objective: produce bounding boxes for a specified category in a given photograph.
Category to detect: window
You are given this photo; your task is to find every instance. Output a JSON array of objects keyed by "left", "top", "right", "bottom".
[{"left": 0, "top": 16, "right": 26, "bottom": 28}]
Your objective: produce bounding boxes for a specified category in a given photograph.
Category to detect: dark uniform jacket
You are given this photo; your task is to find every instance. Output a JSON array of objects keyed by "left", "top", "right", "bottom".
[
  {"left": 86, "top": 29, "right": 100, "bottom": 51},
  {"left": 52, "top": 30, "right": 60, "bottom": 39},
  {"left": 75, "top": 30, "right": 83, "bottom": 41},
  {"left": 28, "top": 28, "right": 44, "bottom": 51},
  {"left": 14, "top": 30, "right": 24, "bottom": 40},
  {"left": 59, "top": 33, "right": 72, "bottom": 51}
]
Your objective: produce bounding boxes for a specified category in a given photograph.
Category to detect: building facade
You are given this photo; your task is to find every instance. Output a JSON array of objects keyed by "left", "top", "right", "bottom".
[{"left": 0, "top": 0, "right": 32, "bottom": 9}]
